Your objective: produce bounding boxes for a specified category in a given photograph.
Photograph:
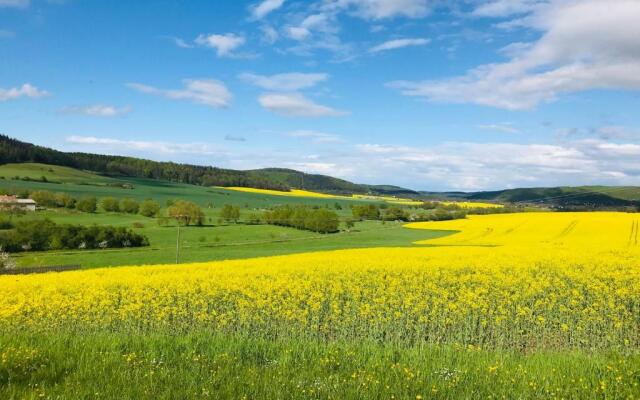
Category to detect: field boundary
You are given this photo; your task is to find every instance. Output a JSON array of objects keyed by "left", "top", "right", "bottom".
[{"left": 0, "top": 264, "right": 81, "bottom": 275}]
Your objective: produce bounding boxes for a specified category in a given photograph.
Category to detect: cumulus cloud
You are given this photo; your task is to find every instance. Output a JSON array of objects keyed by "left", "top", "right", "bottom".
[
  {"left": 349, "top": 138, "right": 640, "bottom": 190},
  {"left": 127, "top": 79, "right": 232, "bottom": 108},
  {"left": 239, "top": 72, "right": 328, "bottom": 91},
  {"left": 0, "top": 83, "right": 50, "bottom": 101},
  {"left": 258, "top": 92, "right": 347, "bottom": 117},
  {"left": 61, "top": 104, "right": 132, "bottom": 117},
  {"left": 194, "top": 33, "right": 245, "bottom": 57},
  {"left": 250, "top": 0, "right": 285, "bottom": 19},
  {"left": 66, "top": 136, "right": 226, "bottom": 156},
  {"left": 369, "top": 37, "right": 430, "bottom": 53},
  {"left": 389, "top": 0, "right": 640, "bottom": 110}
]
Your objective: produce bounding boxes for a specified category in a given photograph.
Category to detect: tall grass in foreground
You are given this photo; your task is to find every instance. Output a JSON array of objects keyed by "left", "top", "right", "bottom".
[{"left": 1, "top": 333, "right": 639, "bottom": 399}]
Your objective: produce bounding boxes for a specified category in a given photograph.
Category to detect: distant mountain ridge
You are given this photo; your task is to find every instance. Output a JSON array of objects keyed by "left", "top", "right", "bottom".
[
  {"left": 423, "top": 186, "right": 640, "bottom": 208},
  {"left": 0, "top": 135, "right": 417, "bottom": 195}
]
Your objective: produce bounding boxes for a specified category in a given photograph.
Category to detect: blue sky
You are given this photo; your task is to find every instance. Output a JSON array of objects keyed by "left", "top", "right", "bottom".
[{"left": 1, "top": 0, "right": 640, "bottom": 191}]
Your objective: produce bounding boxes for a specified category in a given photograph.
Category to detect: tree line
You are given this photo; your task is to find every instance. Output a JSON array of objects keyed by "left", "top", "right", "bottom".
[
  {"left": 263, "top": 205, "right": 340, "bottom": 233},
  {"left": 0, "top": 219, "right": 148, "bottom": 252},
  {"left": 0, "top": 135, "right": 290, "bottom": 191}
]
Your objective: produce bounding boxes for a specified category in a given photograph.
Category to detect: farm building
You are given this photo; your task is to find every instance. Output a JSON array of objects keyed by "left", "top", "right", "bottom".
[{"left": 0, "top": 195, "right": 37, "bottom": 211}]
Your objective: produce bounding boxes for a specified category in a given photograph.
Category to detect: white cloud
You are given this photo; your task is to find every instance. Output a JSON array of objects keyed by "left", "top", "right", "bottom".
[
  {"left": 0, "top": 0, "right": 29, "bottom": 8},
  {"left": 260, "top": 25, "right": 279, "bottom": 44},
  {"left": 325, "top": 0, "right": 431, "bottom": 20},
  {"left": 369, "top": 37, "right": 430, "bottom": 53},
  {"left": 287, "top": 129, "right": 344, "bottom": 143},
  {"left": 194, "top": 33, "right": 245, "bottom": 57},
  {"left": 471, "top": 0, "right": 545, "bottom": 17},
  {"left": 172, "top": 37, "right": 194, "bottom": 48},
  {"left": 61, "top": 105, "right": 133, "bottom": 117},
  {"left": 258, "top": 92, "right": 347, "bottom": 117},
  {"left": 66, "top": 136, "right": 226, "bottom": 156},
  {"left": 389, "top": 0, "right": 640, "bottom": 110},
  {"left": 0, "top": 83, "right": 50, "bottom": 101},
  {"left": 127, "top": 79, "right": 232, "bottom": 108},
  {"left": 239, "top": 72, "right": 328, "bottom": 91},
  {"left": 478, "top": 123, "right": 520, "bottom": 134},
  {"left": 349, "top": 138, "right": 640, "bottom": 190},
  {"left": 250, "top": 0, "right": 285, "bottom": 19}
]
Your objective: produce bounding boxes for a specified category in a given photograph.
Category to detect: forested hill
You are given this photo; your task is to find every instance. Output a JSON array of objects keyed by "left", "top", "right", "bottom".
[
  {"left": 0, "top": 135, "right": 415, "bottom": 195},
  {"left": 428, "top": 186, "right": 640, "bottom": 208}
]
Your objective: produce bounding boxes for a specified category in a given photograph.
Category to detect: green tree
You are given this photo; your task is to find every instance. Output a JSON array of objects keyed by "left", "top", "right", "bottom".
[
  {"left": 76, "top": 197, "right": 97, "bottom": 213},
  {"left": 383, "top": 206, "right": 409, "bottom": 221},
  {"left": 101, "top": 197, "right": 120, "bottom": 212},
  {"left": 220, "top": 204, "right": 241, "bottom": 223},
  {"left": 120, "top": 198, "right": 140, "bottom": 214},
  {"left": 304, "top": 208, "right": 339, "bottom": 233},
  {"left": 30, "top": 190, "right": 57, "bottom": 208},
  {"left": 55, "top": 192, "right": 76, "bottom": 209},
  {"left": 139, "top": 199, "right": 161, "bottom": 217},
  {"left": 167, "top": 200, "right": 204, "bottom": 226},
  {"left": 351, "top": 204, "right": 380, "bottom": 220}
]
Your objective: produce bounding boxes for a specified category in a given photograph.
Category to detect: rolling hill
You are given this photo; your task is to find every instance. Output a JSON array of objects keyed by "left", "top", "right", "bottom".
[
  {"left": 430, "top": 186, "right": 640, "bottom": 208},
  {"left": 0, "top": 135, "right": 415, "bottom": 195}
]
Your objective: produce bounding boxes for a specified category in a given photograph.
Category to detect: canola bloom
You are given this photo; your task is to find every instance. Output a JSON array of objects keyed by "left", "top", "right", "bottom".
[
  {"left": 1, "top": 212, "right": 639, "bottom": 351},
  {"left": 220, "top": 186, "right": 338, "bottom": 198}
]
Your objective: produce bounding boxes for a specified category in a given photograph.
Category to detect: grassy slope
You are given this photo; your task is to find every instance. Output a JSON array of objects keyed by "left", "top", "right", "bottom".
[
  {"left": 0, "top": 165, "right": 442, "bottom": 268},
  {"left": 0, "top": 163, "right": 119, "bottom": 184},
  {"left": 0, "top": 163, "right": 377, "bottom": 209},
  {"left": 11, "top": 210, "right": 447, "bottom": 268}
]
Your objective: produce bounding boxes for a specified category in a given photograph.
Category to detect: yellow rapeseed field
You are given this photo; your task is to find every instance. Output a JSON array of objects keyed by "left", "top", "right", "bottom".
[
  {"left": 1, "top": 212, "right": 639, "bottom": 351},
  {"left": 221, "top": 186, "right": 339, "bottom": 198}
]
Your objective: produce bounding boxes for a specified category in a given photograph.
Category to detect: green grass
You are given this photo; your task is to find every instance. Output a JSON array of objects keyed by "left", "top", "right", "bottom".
[
  {"left": 0, "top": 163, "right": 119, "bottom": 185},
  {"left": 0, "top": 163, "right": 378, "bottom": 210},
  {"left": 0, "top": 164, "right": 440, "bottom": 268},
  {"left": 9, "top": 208, "right": 449, "bottom": 268},
  {"left": 1, "top": 332, "right": 637, "bottom": 399}
]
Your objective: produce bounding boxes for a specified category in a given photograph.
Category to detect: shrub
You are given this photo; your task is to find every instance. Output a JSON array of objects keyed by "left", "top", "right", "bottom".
[
  {"left": 120, "top": 198, "right": 139, "bottom": 214},
  {"left": 76, "top": 197, "right": 97, "bottom": 213},
  {"left": 101, "top": 197, "right": 120, "bottom": 212},
  {"left": 139, "top": 199, "right": 161, "bottom": 217},
  {"left": 351, "top": 204, "right": 380, "bottom": 220},
  {"left": 220, "top": 204, "right": 241, "bottom": 223}
]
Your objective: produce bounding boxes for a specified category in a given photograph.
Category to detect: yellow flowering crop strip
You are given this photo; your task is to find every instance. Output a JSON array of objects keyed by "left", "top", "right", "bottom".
[
  {"left": 1, "top": 212, "right": 639, "bottom": 352},
  {"left": 439, "top": 201, "right": 503, "bottom": 209},
  {"left": 220, "top": 187, "right": 339, "bottom": 198}
]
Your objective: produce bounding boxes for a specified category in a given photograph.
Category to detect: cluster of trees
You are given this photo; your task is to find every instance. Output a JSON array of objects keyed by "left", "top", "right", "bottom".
[
  {"left": 219, "top": 204, "right": 241, "bottom": 223},
  {"left": 11, "top": 189, "right": 163, "bottom": 217},
  {"left": 351, "top": 202, "right": 523, "bottom": 223},
  {"left": 0, "top": 219, "right": 149, "bottom": 252},
  {"left": 165, "top": 200, "right": 205, "bottom": 226},
  {"left": 100, "top": 197, "right": 161, "bottom": 217},
  {"left": 263, "top": 205, "right": 339, "bottom": 233}
]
